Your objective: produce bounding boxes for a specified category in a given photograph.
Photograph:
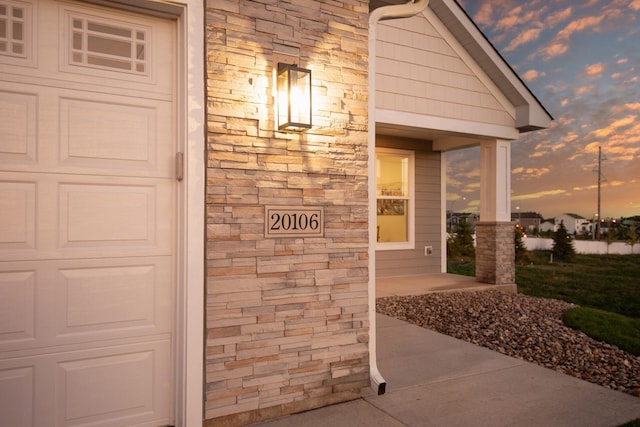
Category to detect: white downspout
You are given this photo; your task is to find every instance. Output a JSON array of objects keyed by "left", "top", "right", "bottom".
[{"left": 368, "top": 0, "right": 428, "bottom": 395}]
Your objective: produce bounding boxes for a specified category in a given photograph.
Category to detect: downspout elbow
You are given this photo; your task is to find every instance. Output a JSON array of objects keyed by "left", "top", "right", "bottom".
[{"left": 370, "top": 0, "right": 428, "bottom": 24}]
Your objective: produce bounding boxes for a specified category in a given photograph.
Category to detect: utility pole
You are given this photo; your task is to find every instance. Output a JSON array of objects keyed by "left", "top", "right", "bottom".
[{"left": 594, "top": 146, "right": 604, "bottom": 240}]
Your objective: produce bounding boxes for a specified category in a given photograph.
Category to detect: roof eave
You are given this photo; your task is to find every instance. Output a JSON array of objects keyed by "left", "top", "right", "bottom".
[{"left": 429, "top": 0, "right": 554, "bottom": 131}]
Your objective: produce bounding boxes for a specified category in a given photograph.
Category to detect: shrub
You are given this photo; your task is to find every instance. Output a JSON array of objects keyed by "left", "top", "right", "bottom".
[
  {"left": 448, "top": 217, "right": 475, "bottom": 260},
  {"left": 552, "top": 221, "right": 575, "bottom": 261}
]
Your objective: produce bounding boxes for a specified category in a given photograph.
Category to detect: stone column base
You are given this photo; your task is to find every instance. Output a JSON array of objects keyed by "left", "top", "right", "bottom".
[{"left": 475, "top": 221, "right": 515, "bottom": 285}]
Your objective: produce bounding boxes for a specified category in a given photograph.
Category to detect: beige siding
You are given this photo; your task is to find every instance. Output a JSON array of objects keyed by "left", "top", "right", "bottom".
[
  {"left": 376, "top": 136, "right": 442, "bottom": 277},
  {"left": 376, "top": 12, "right": 515, "bottom": 127}
]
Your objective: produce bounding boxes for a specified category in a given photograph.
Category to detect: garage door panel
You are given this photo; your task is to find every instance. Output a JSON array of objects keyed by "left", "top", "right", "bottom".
[
  {"left": 56, "top": 347, "right": 166, "bottom": 425},
  {"left": 0, "top": 341, "right": 171, "bottom": 427},
  {"left": 61, "top": 265, "right": 155, "bottom": 328},
  {"left": 0, "top": 90, "right": 37, "bottom": 164},
  {"left": 60, "top": 183, "right": 159, "bottom": 247},
  {"left": 57, "top": 180, "right": 173, "bottom": 256},
  {"left": 0, "top": 257, "right": 171, "bottom": 354},
  {"left": 55, "top": 91, "right": 173, "bottom": 177},
  {"left": 0, "top": 174, "right": 173, "bottom": 261},
  {"left": 61, "top": 97, "right": 156, "bottom": 164},
  {"left": 0, "top": 181, "right": 37, "bottom": 251},
  {"left": 0, "top": 270, "right": 36, "bottom": 345},
  {"left": 0, "top": 83, "right": 172, "bottom": 178},
  {"left": 56, "top": 261, "right": 171, "bottom": 339},
  {"left": 59, "top": 96, "right": 172, "bottom": 174},
  {"left": 0, "top": 365, "right": 34, "bottom": 427}
]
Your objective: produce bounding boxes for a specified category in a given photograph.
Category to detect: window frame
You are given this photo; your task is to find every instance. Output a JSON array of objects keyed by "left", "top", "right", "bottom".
[
  {"left": 0, "top": 0, "right": 35, "bottom": 66},
  {"left": 375, "top": 147, "right": 415, "bottom": 251}
]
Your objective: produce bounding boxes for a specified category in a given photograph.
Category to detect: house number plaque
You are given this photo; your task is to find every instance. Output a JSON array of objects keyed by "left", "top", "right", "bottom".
[{"left": 265, "top": 206, "right": 324, "bottom": 238}]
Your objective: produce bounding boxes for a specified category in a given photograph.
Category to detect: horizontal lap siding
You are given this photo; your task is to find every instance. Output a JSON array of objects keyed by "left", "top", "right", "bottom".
[
  {"left": 376, "top": 13, "right": 514, "bottom": 127},
  {"left": 376, "top": 136, "right": 442, "bottom": 277}
]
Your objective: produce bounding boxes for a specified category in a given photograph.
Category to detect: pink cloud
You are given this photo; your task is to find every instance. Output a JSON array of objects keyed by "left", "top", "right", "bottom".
[
  {"left": 583, "top": 63, "right": 605, "bottom": 77},
  {"left": 611, "top": 102, "right": 640, "bottom": 113},
  {"left": 558, "top": 15, "right": 604, "bottom": 38},
  {"left": 512, "top": 166, "right": 551, "bottom": 178},
  {"left": 473, "top": 2, "right": 495, "bottom": 26},
  {"left": 541, "top": 42, "right": 569, "bottom": 59},
  {"left": 589, "top": 115, "right": 637, "bottom": 143},
  {"left": 546, "top": 7, "right": 572, "bottom": 27},
  {"left": 495, "top": 7, "right": 523, "bottom": 30},
  {"left": 521, "top": 69, "right": 545, "bottom": 81},
  {"left": 574, "top": 84, "right": 595, "bottom": 96},
  {"left": 562, "top": 132, "right": 578, "bottom": 144},
  {"left": 511, "top": 189, "right": 567, "bottom": 201},
  {"left": 495, "top": 6, "right": 539, "bottom": 32},
  {"left": 540, "top": 14, "right": 605, "bottom": 59},
  {"left": 505, "top": 28, "right": 542, "bottom": 51}
]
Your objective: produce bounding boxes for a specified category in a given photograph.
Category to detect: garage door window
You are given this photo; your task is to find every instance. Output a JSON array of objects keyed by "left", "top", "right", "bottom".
[
  {"left": 0, "top": 1, "right": 28, "bottom": 59},
  {"left": 69, "top": 13, "right": 149, "bottom": 75}
]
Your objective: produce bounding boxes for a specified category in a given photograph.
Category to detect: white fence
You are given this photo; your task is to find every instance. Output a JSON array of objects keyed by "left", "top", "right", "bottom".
[{"left": 523, "top": 237, "right": 640, "bottom": 255}]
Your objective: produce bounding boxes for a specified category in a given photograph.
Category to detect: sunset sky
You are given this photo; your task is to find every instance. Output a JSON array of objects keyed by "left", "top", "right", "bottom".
[{"left": 448, "top": 0, "right": 640, "bottom": 219}]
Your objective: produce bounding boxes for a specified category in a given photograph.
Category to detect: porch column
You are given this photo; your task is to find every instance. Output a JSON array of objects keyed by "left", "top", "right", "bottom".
[{"left": 476, "top": 140, "right": 515, "bottom": 285}]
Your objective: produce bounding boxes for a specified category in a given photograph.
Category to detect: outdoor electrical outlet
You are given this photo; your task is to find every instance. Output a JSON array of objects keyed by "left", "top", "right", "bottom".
[{"left": 425, "top": 246, "right": 433, "bottom": 256}]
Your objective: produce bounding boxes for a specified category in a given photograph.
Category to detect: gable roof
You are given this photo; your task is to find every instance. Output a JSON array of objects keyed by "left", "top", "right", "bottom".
[
  {"left": 372, "top": 0, "right": 552, "bottom": 133},
  {"left": 559, "top": 213, "right": 587, "bottom": 220}
]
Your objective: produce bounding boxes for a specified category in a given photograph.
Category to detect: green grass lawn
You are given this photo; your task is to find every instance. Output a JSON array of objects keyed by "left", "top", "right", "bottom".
[
  {"left": 516, "top": 252, "right": 640, "bottom": 318},
  {"left": 563, "top": 307, "right": 640, "bottom": 356},
  {"left": 448, "top": 252, "right": 640, "bottom": 356}
]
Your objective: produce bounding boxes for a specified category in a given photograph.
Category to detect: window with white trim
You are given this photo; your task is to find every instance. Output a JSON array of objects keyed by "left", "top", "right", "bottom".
[{"left": 376, "top": 147, "right": 415, "bottom": 250}]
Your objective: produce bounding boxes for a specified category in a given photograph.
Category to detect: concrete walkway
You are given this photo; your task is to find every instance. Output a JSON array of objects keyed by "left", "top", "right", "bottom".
[{"left": 252, "top": 314, "right": 640, "bottom": 427}]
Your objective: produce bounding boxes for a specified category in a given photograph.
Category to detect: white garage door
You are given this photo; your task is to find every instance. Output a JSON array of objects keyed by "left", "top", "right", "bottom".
[{"left": 0, "top": 1, "right": 177, "bottom": 425}]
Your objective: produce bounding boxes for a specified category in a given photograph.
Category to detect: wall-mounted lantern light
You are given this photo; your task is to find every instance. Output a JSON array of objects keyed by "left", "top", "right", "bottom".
[{"left": 277, "top": 63, "right": 312, "bottom": 131}]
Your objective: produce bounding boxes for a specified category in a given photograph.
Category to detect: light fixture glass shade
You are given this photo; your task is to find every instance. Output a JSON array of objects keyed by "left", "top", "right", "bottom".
[{"left": 277, "top": 63, "right": 312, "bottom": 131}]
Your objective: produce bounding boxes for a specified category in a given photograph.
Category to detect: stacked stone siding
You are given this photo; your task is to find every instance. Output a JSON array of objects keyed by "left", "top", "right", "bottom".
[
  {"left": 205, "top": 0, "right": 370, "bottom": 424},
  {"left": 475, "top": 222, "right": 516, "bottom": 285}
]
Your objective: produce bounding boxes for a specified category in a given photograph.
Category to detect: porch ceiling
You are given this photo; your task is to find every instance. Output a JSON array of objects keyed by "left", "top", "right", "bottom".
[{"left": 375, "top": 122, "right": 493, "bottom": 152}]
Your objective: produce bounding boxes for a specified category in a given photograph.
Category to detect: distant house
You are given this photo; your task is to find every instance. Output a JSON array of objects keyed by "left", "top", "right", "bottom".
[
  {"left": 554, "top": 213, "right": 593, "bottom": 235},
  {"left": 448, "top": 212, "right": 480, "bottom": 232},
  {"left": 512, "top": 211, "right": 543, "bottom": 232},
  {"left": 621, "top": 217, "right": 640, "bottom": 236},
  {"left": 540, "top": 219, "right": 556, "bottom": 233}
]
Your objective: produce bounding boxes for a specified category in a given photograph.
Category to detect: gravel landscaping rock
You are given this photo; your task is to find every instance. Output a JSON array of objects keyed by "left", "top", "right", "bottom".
[{"left": 376, "top": 291, "right": 640, "bottom": 397}]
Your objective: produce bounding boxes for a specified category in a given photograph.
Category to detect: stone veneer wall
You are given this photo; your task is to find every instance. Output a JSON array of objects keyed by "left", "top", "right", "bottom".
[
  {"left": 475, "top": 222, "right": 515, "bottom": 285},
  {"left": 204, "top": 0, "right": 370, "bottom": 425}
]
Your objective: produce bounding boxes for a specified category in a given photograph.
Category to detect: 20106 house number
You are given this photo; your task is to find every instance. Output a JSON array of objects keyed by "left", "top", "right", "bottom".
[{"left": 265, "top": 206, "right": 324, "bottom": 238}]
